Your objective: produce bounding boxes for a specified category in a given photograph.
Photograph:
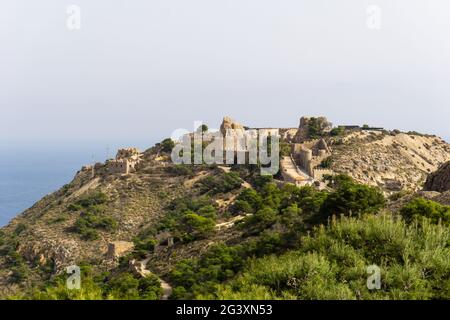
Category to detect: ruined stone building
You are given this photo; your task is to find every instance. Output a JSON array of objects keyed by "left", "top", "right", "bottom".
[
  {"left": 89, "top": 147, "right": 143, "bottom": 176},
  {"left": 291, "top": 138, "right": 334, "bottom": 181}
]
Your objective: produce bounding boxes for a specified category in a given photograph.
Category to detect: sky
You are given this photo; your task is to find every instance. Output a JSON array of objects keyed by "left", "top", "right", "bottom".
[{"left": 1, "top": 0, "right": 450, "bottom": 149}]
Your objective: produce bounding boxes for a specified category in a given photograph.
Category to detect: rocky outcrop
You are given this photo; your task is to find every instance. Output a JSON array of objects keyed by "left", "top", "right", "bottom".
[
  {"left": 293, "top": 116, "right": 332, "bottom": 143},
  {"left": 18, "top": 238, "right": 80, "bottom": 271},
  {"left": 424, "top": 161, "right": 450, "bottom": 192},
  {"left": 129, "top": 259, "right": 151, "bottom": 277},
  {"left": 219, "top": 116, "right": 244, "bottom": 135}
]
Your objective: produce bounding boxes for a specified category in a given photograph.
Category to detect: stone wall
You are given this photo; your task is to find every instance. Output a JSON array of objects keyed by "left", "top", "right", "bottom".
[
  {"left": 292, "top": 138, "right": 333, "bottom": 180},
  {"left": 106, "top": 241, "right": 135, "bottom": 260}
]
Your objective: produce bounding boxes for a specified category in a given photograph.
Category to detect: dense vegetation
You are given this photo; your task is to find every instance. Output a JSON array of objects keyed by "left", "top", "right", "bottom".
[
  {"left": 69, "top": 192, "right": 118, "bottom": 240},
  {"left": 167, "top": 175, "right": 401, "bottom": 299},
  {"left": 211, "top": 214, "right": 449, "bottom": 299},
  {"left": 400, "top": 197, "right": 450, "bottom": 226},
  {"left": 21, "top": 266, "right": 163, "bottom": 300},
  {"left": 165, "top": 175, "right": 449, "bottom": 300}
]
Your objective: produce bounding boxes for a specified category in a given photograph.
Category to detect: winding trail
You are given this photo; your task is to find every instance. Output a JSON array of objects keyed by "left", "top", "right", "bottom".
[{"left": 139, "top": 257, "right": 173, "bottom": 300}]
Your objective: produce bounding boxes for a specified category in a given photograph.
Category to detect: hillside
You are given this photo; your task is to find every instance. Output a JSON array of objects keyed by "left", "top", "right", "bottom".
[
  {"left": 0, "top": 117, "right": 449, "bottom": 300},
  {"left": 329, "top": 131, "right": 450, "bottom": 192}
]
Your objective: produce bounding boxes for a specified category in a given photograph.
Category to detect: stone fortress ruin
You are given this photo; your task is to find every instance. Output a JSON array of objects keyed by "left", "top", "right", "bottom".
[
  {"left": 80, "top": 116, "right": 381, "bottom": 188},
  {"left": 212, "top": 115, "right": 338, "bottom": 187},
  {"left": 105, "top": 147, "right": 142, "bottom": 175},
  {"left": 79, "top": 147, "right": 143, "bottom": 177}
]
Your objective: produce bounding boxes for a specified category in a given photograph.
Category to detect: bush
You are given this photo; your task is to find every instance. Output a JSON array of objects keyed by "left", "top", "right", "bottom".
[
  {"left": 400, "top": 197, "right": 450, "bottom": 226},
  {"left": 166, "top": 165, "right": 194, "bottom": 176},
  {"left": 169, "top": 244, "right": 245, "bottom": 299},
  {"left": 279, "top": 142, "right": 291, "bottom": 157},
  {"left": 308, "top": 117, "right": 331, "bottom": 139},
  {"left": 198, "top": 172, "right": 242, "bottom": 194},
  {"left": 330, "top": 127, "right": 345, "bottom": 136},
  {"left": 73, "top": 211, "right": 117, "bottom": 240},
  {"left": 69, "top": 191, "right": 117, "bottom": 240},
  {"left": 29, "top": 271, "right": 162, "bottom": 300},
  {"left": 180, "top": 212, "right": 216, "bottom": 241},
  {"left": 69, "top": 192, "right": 108, "bottom": 209},
  {"left": 13, "top": 224, "right": 27, "bottom": 236},
  {"left": 243, "top": 207, "right": 278, "bottom": 234},
  {"left": 158, "top": 196, "right": 217, "bottom": 241},
  {"left": 234, "top": 189, "right": 263, "bottom": 213},
  {"left": 213, "top": 214, "right": 450, "bottom": 300},
  {"left": 320, "top": 176, "right": 385, "bottom": 221}
]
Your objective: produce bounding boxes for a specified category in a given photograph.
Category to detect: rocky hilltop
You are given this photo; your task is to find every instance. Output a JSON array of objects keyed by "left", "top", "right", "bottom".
[
  {"left": 330, "top": 131, "right": 450, "bottom": 192},
  {"left": 0, "top": 115, "right": 449, "bottom": 299}
]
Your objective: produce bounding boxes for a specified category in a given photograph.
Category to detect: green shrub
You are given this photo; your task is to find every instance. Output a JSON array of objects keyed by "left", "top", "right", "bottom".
[
  {"left": 179, "top": 212, "right": 216, "bottom": 241},
  {"left": 319, "top": 175, "right": 385, "bottom": 221},
  {"left": 213, "top": 214, "right": 450, "bottom": 300},
  {"left": 166, "top": 165, "right": 194, "bottom": 176},
  {"left": 330, "top": 127, "right": 345, "bottom": 136},
  {"left": 160, "top": 138, "right": 175, "bottom": 153},
  {"left": 169, "top": 244, "right": 245, "bottom": 299},
  {"left": 400, "top": 197, "right": 450, "bottom": 225},
  {"left": 243, "top": 207, "right": 278, "bottom": 234},
  {"left": 69, "top": 191, "right": 117, "bottom": 240},
  {"left": 198, "top": 172, "right": 243, "bottom": 194},
  {"left": 73, "top": 212, "right": 117, "bottom": 240},
  {"left": 72, "top": 191, "right": 108, "bottom": 209},
  {"left": 28, "top": 271, "right": 162, "bottom": 300},
  {"left": 280, "top": 142, "right": 291, "bottom": 157}
]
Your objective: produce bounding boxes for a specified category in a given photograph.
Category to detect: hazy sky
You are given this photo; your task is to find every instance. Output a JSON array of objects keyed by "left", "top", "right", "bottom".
[{"left": 1, "top": 0, "right": 450, "bottom": 148}]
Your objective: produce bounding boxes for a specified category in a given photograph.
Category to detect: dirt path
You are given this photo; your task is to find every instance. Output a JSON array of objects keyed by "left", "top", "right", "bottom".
[
  {"left": 215, "top": 214, "right": 251, "bottom": 230},
  {"left": 139, "top": 257, "right": 173, "bottom": 300}
]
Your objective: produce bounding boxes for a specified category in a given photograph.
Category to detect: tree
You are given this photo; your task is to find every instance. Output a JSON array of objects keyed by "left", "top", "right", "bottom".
[
  {"left": 180, "top": 212, "right": 216, "bottom": 240},
  {"left": 243, "top": 207, "right": 278, "bottom": 234},
  {"left": 197, "top": 124, "right": 209, "bottom": 133},
  {"left": 308, "top": 117, "right": 332, "bottom": 139},
  {"left": 160, "top": 138, "right": 175, "bottom": 153},
  {"left": 320, "top": 177, "right": 385, "bottom": 220}
]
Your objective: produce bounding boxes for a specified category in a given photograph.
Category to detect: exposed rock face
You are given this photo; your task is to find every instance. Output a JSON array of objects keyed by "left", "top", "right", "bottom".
[
  {"left": 106, "top": 241, "right": 135, "bottom": 260},
  {"left": 220, "top": 116, "right": 246, "bottom": 151},
  {"left": 18, "top": 238, "right": 80, "bottom": 271},
  {"left": 129, "top": 259, "right": 151, "bottom": 277},
  {"left": 219, "top": 116, "right": 244, "bottom": 135},
  {"left": 424, "top": 161, "right": 450, "bottom": 192}
]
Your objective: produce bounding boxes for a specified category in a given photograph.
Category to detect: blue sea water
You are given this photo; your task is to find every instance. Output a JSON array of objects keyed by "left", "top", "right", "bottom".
[{"left": 0, "top": 142, "right": 153, "bottom": 227}]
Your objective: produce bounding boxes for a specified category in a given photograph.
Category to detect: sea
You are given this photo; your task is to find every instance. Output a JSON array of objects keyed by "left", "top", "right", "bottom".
[{"left": 0, "top": 141, "right": 153, "bottom": 227}]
